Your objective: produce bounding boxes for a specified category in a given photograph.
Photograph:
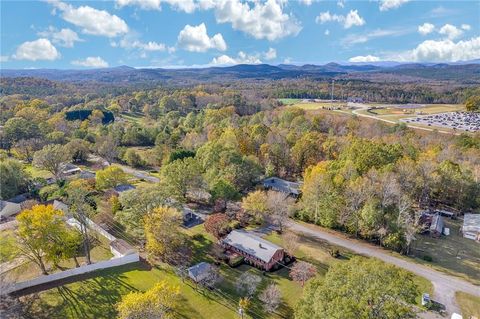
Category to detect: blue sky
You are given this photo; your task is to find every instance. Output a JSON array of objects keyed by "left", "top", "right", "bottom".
[{"left": 1, "top": 0, "right": 479, "bottom": 69}]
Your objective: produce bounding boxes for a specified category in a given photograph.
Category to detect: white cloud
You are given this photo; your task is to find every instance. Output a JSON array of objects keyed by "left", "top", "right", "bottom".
[
  {"left": 324, "top": 29, "right": 330, "bottom": 36},
  {"left": 379, "top": 0, "right": 410, "bottom": 11},
  {"left": 116, "top": 0, "right": 196, "bottom": 13},
  {"left": 177, "top": 23, "right": 226, "bottom": 52},
  {"left": 316, "top": 10, "right": 365, "bottom": 29},
  {"left": 38, "top": 26, "right": 82, "bottom": 47},
  {"left": 348, "top": 55, "right": 380, "bottom": 62},
  {"left": 264, "top": 47, "right": 277, "bottom": 60},
  {"left": 13, "top": 38, "right": 60, "bottom": 61},
  {"left": 418, "top": 23, "right": 435, "bottom": 35},
  {"left": 211, "top": 51, "right": 262, "bottom": 65},
  {"left": 0, "top": 55, "right": 9, "bottom": 62},
  {"left": 390, "top": 37, "right": 480, "bottom": 62},
  {"left": 208, "top": 0, "right": 301, "bottom": 41},
  {"left": 299, "top": 0, "right": 313, "bottom": 6},
  {"left": 49, "top": 0, "right": 128, "bottom": 37},
  {"left": 461, "top": 24, "right": 471, "bottom": 31},
  {"left": 337, "top": 0, "right": 345, "bottom": 8},
  {"left": 341, "top": 28, "right": 407, "bottom": 46},
  {"left": 71, "top": 56, "right": 109, "bottom": 68},
  {"left": 438, "top": 24, "right": 463, "bottom": 40}
]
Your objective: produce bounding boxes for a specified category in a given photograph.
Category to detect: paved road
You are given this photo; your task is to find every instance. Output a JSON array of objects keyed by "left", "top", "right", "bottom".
[
  {"left": 346, "top": 103, "right": 459, "bottom": 135},
  {"left": 288, "top": 221, "right": 480, "bottom": 315}
]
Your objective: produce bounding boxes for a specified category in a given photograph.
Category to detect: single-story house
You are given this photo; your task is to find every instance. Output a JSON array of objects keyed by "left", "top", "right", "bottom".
[
  {"left": 0, "top": 200, "right": 22, "bottom": 219},
  {"left": 462, "top": 214, "right": 480, "bottom": 242},
  {"left": 221, "top": 230, "right": 285, "bottom": 271},
  {"left": 61, "top": 163, "right": 81, "bottom": 176},
  {"left": 187, "top": 262, "right": 212, "bottom": 283},
  {"left": 109, "top": 239, "right": 136, "bottom": 258},
  {"left": 430, "top": 214, "right": 444, "bottom": 237},
  {"left": 262, "top": 177, "right": 302, "bottom": 198}
]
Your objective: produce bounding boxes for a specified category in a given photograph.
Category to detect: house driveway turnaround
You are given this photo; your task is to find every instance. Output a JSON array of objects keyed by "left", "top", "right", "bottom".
[{"left": 288, "top": 220, "right": 480, "bottom": 315}]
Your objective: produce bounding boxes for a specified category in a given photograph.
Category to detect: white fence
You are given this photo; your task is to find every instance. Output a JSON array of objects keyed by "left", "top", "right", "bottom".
[
  {"left": 66, "top": 217, "right": 117, "bottom": 241},
  {"left": 7, "top": 253, "right": 139, "bottom": 294}
]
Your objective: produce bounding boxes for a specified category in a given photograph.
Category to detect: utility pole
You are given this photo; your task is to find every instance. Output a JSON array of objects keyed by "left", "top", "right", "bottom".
[{"left": 331, "top": 79, "right": 335, "bottom": 102}]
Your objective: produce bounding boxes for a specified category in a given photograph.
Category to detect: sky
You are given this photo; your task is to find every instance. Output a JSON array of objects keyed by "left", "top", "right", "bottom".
[{"left": 0, "top": 0, "right": 479, "bottom": 69}]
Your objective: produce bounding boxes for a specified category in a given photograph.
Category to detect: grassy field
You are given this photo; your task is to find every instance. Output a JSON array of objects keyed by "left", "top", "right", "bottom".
[
  {"left": 410, "top": 218, "right": 480, "bottom": 285},
  {"left": 24, "top": 164, "right": 53, "bottom": 179},
  {"left": 277, "top": 98, "right": 302, "bottom": 105},
  {"left": 455, "top": 292, "right": 480, "bottom": 319},
  {"left": 29, "top": 224, "right": 435, "bottom": 319},
  {"left": 287, "top": 101, "right": 348, "bottom": 111},
  {"left": 0, "top": 230, "right": 18, "bottom": 263}
]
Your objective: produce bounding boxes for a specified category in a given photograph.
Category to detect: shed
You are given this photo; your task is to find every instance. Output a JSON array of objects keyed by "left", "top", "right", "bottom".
[
  {"left": 109, "top": 239, "right": 136, "bottom": 258},
  {"left": 0, "top": 200, "right": 22, "bottom": 219},
  {"left": 187, "top": 262, "right": 212, "bottom": 283},
  {"left": 430, "top": 214, "right": 444, "bottom": 237},
  {"left": 61, "top": 163, "right": 81, "bottom": 176},
  {"left": 462, "top": 214, "right": 480, "bottom": 242}
]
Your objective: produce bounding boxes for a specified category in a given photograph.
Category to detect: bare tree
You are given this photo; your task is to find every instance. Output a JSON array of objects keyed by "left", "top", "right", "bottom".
[
  {"left": 282, "top": 231, "right": 300, "bottom": 256},
  {"left": 266, "top": 191, "right": 294, "bottom": 233},
  {"left": 289, "top": 261, "right": 317, "bottom": 287},
  {"left": 259, "top": 284, "right": 281, "bottom": 312},
  {"left": 199, "top": 265, "right": 222, "bottom": 289},
  {"left": 235, "top": 272, "right": 262, "bottom": 297}
]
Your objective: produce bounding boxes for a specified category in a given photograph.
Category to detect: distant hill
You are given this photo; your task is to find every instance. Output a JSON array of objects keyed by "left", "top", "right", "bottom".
[{"left": 2, "top": 62, "right": 480, "bottom": 84}]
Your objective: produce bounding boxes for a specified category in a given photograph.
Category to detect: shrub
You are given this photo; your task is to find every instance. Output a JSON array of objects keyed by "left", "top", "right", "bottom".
[{"left": 423, "top": 255, "right": 433, "bottom": 262}]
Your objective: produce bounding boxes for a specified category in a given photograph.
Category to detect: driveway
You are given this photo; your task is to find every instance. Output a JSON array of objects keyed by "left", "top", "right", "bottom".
[{"left": 288, "top": 221, "right": 480, "bottom": 315}]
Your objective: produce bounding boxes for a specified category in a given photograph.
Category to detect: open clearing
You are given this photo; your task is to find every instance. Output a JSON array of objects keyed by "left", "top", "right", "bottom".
[{"left": 455, "top": 292, "right": 480, "bottom": 319}]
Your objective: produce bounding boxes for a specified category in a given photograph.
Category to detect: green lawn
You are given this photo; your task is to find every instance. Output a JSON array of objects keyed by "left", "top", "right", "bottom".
[
  {"left": 456, "top": 292, "right": 480, "bottom": 319},
  {"left": 277, "top": 98, "right": 302, "bottom": 105},
  {"left": 410, "top": 219, "right": 480, "bottom": 285},
  {"left": 0, "top": 230, "right": 18, "bottom": 263},
  {"left": 31, "top": 225, "right": 434, "bottom": 318},
  {"left": 24, "top": 164, "right": 53, "bottom": 179}
]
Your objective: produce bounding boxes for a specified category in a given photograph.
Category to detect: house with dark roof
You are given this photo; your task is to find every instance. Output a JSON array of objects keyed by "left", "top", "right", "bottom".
[
  {"left": 430, "top": 214, "right": 444, "bottom": 237},
  {"left": 113, "top": 184, "right": 136, "bottom": 194},
  {"left": 221, "top": 230, "right": 285, "bottom": 271},
  {"left": 262, "top": 177, "right": 301, "bottom": 198},
  {"left": 187, "top": 262, "right": 212, "bottom": 283}
]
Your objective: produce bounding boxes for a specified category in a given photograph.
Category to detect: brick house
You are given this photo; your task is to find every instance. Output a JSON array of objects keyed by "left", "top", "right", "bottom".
[{"left": 221, "top": 230, "right": 285, "bottom": 271}]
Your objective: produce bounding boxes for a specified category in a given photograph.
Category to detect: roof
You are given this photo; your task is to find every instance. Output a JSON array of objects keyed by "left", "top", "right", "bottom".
[
  {"left": 263, "top": 177, "right": 301, "bottom": 195},
  {"left": 79, "top": 170, "right": 95, "bottom": 179},
  {"left": 114, "top": 184, "right": 136, "bottom": 193},
  {"left": 430, "top": 214, "right": 444, "bottom": 233},
  {"left": 187, "top": 262, "right": 211, "bottom": 281},
  {"left": 109, "top": 239, "right": 134, "bottom": 254},
  {"left": 0, "top": 200, "right": 22, "bottom": 218},
  {"left": 222, "top": 230, "right": 283, "bottom": 263},
  {"left": 53, "top": 200, "right": 69, "bottom": 214},
  {"left": 463, "top": 214, "right": 480, "bottom": 232},
  {"left": 61, "top": 163, "right": 81, "bottom": 173}
]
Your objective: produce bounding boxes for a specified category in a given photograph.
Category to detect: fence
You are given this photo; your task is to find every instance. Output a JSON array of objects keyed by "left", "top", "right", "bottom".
[
  {"left": 66, "top": 217, "right": 117, "bottom": 241},
  {"left": 6, "top": 253, "right": 139, "bottom": 294}
]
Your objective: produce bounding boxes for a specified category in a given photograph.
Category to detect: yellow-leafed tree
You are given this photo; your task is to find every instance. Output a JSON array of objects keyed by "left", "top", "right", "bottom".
[{"left": 117, "top": 280, "right": 180, "bottom": 319}]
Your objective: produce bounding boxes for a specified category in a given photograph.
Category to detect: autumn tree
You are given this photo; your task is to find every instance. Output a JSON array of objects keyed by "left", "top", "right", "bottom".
[
  {"left": 16, "top": 205, "right": 70, "bottom": 274},
  {"left": 95, "top": 165, "right": 128, "bottom": 190},
  {"left": 289, "top": 261, "right": 317, "bottom": 287},
  {"left": 117, "top": 280, "right": 180, "bottom": 319},
  {"left": 12, "top": 138, "right": 44, "bottom": 163},
  {"left": 144, "top": 206, "right": 190, "bottom": 265},
  {"left": 160, "top": 157, "right": 203, "bottom": 202},
  {"left": 282, "top": 232, "right": 300, "bottom": 256},
  {"left": 210, "top": 178, "right": 239, "bottom": 211},
  {"left": 465, "top": 95, "right": 480, "bottom": 112},
  {"left": 204, "top": 213, "right": 231, "bottom": 239},
  {"left": 33, "top": 144, "right": 70, "bottom": 179},
  {"left": 241, "top": 190, "right": 268, "bottom": 223},
  {"left": 259, "top": 284, "right": 281, "bottom": 312},
  {"left": 295, "top": 257, "right": 418, "bottom": 319},
  {"left": 66, "top": 139, "right": 91, "bottom": 163}
]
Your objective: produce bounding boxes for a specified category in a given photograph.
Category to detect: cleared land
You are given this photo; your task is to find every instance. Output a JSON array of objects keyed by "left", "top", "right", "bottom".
[
  {"left": 455, "top": 292, "right": 480, "bottom": 319},
  {"left": 410, "top": 218, "right": 480, "bottom": 285}
]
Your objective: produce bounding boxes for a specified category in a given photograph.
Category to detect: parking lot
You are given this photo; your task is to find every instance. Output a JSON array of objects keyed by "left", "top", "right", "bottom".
[{"left": 401, "top": 112, "right": 480, "bottom": 132}]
